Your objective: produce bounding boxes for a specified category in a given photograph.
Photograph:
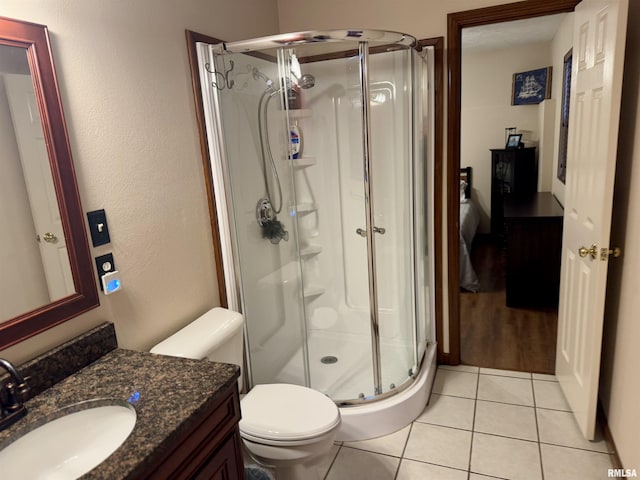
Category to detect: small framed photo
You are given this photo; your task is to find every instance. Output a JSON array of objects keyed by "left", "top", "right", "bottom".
[
  {"left": 506, "top": 133, "right": 522, "bottom": 148},
  {"left": 512, "top": 66, "right": 552, "bottom": 105}
]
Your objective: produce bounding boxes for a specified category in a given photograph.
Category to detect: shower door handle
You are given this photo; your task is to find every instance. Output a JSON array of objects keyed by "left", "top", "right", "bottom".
[{"left": 356, "top": 227, "right": 386, "bottom": 237}]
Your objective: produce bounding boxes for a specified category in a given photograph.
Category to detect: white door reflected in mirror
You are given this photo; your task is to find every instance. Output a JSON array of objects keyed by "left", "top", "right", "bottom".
[{"left": 0, "top": 46, "right": 74, "bottom": 322}]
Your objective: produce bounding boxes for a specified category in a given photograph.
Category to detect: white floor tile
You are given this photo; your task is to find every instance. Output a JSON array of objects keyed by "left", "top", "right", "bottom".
[
  {"left": 477, "top": 375, "right": 534, "bottom": 406},
  {"left": 432, "top": 368, "right": 478, "bottom": 398},
  {"left": 396, "top": 459, "right": 468, "bottom": 480},
  {"left": 469, "top": 474, "right": 509, "bottom": 480},
  {"left": 532, "top": 373, "right": 557, "bottom": 381},
  {"left": 474, "top": 400, "right": 538, "bottom": 441},
  {"left": 325, "top": 446, "right": 400, "bottom": 480},
  {"left": 404, "top": 422, "right": 472, "bottom": 470},
  {"left": 537, "top": 409, "right": 610, "bottom": 453},
  {"left": 533, "top": 380, "right": 570, "bottom": 411},
  {"left": 318, "top": 443, "right": 340, "bottom": 478},
  {"left": 439, "top": 364, "right": 480, "bottom": 373},
  {"left": 469, "top": 473, "right": 506, "bottom": 480},
  {"left": 479, "top": 368, "right": 531, "bottom": 379},
  {"left": 415, "top": 393, "right": 475, "bottom": 430},
  {"left": 471, "top": 433, "right": 542, "bottom": 480},
  {"left": 343, "top": 424, "right": 410, "bottom": 457},
  {"left": 540, "top": 443, "right": 612, "bottom": 480}
]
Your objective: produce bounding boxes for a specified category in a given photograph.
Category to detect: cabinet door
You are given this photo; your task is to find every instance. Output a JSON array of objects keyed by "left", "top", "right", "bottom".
[{"left": 193, "top": 433, "right": 244, "bottom": 480}]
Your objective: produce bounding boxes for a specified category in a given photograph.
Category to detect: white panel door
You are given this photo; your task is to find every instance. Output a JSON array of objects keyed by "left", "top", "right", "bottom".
[
  {"left": 556, "top": 0, "right": 628, "bottom": 439},
  {"left": 5, "top": 74, "right": 74, "bottom": 300}
]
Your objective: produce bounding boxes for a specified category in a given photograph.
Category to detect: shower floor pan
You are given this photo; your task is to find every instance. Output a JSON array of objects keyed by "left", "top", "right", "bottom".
[{"left": 274, "top": 330, "right": 415, "bottom": 402}]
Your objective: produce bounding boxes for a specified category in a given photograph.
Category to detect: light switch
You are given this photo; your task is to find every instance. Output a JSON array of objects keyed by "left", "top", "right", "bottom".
[{"left": 87, "top": 209, "right": 111, "bottom": 246}]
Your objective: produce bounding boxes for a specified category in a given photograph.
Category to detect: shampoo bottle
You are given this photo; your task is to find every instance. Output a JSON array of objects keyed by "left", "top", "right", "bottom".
[{"left": 289, "top": 122, "right": 303, "bottom": 159}]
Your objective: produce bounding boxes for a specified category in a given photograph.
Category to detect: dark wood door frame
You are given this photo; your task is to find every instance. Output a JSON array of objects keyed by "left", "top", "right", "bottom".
[{"left": 445, "top": 0, "right": 580, "bottom": 364}]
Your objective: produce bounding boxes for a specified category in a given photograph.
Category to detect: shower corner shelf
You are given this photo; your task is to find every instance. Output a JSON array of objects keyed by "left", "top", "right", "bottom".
[
  {"left": 290, "top": 202, "right": 318, "bottom": 214},
  {"left": 300, "top": 244, "right": 322, "bottom": 256},
  {"left": 290, "top": 156, "right": 316, "bottom": 168},
  {"left": 303, "top": 285, "right": 325, "bottom": 298},
  {"left": 287, "top": 108, "right": 313, "bottom": 119}
]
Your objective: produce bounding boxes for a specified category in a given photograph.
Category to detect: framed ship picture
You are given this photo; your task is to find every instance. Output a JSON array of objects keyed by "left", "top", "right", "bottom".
[{"left": 512, "top": 67, "right": 552, "bottom": 105}]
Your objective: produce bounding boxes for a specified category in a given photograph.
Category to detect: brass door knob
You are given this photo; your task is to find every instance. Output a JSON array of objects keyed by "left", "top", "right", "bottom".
[
  {"left": 578, "top": 244, "right": 598, "bottom": 260},
  {"left": 42, "top": 232, "right": 58, "bottom": 243}
]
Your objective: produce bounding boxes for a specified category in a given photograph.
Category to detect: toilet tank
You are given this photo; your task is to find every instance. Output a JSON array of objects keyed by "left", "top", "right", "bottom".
[{"left": 150, "top": 308, "right": 244, "bottom": 381}]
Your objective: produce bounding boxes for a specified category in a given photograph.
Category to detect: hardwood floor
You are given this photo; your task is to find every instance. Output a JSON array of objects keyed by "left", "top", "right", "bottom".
[{"left": 460, "top": 236, "right": 558, "bottom": 374}]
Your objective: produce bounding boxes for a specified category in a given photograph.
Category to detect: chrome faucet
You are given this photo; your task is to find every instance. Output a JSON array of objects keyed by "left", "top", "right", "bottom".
[{"left": 0, "top": 358, "right": 29, "bottom": 431}]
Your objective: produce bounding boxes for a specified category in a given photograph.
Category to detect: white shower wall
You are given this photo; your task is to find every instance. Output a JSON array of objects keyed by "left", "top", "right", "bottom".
[{"left": 298, "top": 50, "right": 415, "bottom": 350}]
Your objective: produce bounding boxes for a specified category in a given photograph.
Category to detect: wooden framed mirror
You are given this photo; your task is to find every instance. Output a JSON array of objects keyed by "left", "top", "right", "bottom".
[{"left": 0, "top": 16, "right": 98, "bottom": 349}]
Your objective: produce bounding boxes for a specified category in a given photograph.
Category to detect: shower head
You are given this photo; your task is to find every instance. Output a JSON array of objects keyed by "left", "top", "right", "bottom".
[{"left": 298, "top": 73, "right": 316, "bottom": 89}]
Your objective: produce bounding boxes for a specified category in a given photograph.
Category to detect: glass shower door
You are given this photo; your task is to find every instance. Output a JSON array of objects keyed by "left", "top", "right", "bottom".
[
  {"left": 368, "top": 46, "right": 420, "bottom": 394},
  {"left": 280, "top": 46, "right": 380, "bottom": 401}
]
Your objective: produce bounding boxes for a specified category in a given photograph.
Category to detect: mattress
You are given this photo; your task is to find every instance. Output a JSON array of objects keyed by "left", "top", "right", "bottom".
[{"left": 460, "top": 200, "right": 480, "bottom": 292}]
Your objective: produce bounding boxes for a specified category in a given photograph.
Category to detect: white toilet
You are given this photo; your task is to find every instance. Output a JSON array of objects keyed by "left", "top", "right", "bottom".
[{"left": 150, "top": 307, "right": 341, "bottom": 480}]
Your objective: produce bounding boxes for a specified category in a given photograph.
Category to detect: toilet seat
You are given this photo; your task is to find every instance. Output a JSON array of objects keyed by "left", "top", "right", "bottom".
[{"left": 240, "top": 384, "right": 340, "bottom": 446}]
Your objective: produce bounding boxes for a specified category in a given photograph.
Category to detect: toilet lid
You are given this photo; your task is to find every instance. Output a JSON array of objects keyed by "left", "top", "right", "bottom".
[{"left": 240, "top": 384, "right": 340, "bottom": 442}]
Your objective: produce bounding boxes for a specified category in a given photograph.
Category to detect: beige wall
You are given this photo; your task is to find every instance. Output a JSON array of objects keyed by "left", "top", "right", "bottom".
[
  {"left": 279, "top": 0, "right": 639, "bottom": 469},
  {"left": 0, "top": 0, "right": 280, "bottom": 364},
  {"left": 461, "top": 42, "right": 552, "bottom": 233}
]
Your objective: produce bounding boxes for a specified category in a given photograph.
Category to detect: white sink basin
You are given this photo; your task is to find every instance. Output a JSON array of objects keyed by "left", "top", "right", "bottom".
[{"left": 0, "top": 399, "right": 136, "bottom": 479}]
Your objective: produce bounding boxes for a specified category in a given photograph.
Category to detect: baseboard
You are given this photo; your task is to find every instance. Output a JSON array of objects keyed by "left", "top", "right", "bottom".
[
  {"left": 598, "top": 400, "right": 624, "bottom": 469},
  {"left": 437, "top": 351, "right": 451, "bottom": 365}
]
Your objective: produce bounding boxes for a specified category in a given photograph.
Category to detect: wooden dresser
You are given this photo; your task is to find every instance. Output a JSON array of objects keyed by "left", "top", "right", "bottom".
[{"left": 504, "top": 192, "right": 564, "bottom": 308}]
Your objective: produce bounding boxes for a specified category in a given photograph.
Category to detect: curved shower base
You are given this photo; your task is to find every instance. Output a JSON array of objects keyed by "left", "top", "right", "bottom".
[{"left": 335, "top": 342, "right": 437, "bottom": 442}]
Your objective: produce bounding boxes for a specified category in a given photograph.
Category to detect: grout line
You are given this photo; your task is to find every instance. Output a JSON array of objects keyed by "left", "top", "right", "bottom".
[
  {"left": 429, "top": 392, "right": 477, "bottom": 401},
  {"left": 537, "top": 440, "right": 613, "bottom": 455},
  {"left": 412, "top": 420, "right": 474, "bottom": 432},
  {"left": 472, "top": 430, "right": 540, "bottom": 444},
  {"left": 399, "top": 422, "right": 413, "bottom": 459},
  {"left": 534, "top": 405, "right": 572, "bottom": 413},
  {"left": 474, "top": 398, "right": 536, "bottom": 409},
  {"left": 532, "top": 376, "right": 545, "bottom": 480},
  {"left": 323, "top": 444, "right": 341, "bottom": 480},
  {"left": 394, "top": 458, "right": 471, "bottom": 475},
  {"left": 467, "top": 370, "right": 480, "bottom": 473}
]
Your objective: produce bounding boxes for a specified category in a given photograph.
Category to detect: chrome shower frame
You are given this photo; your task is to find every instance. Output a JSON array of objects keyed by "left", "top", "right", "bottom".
[{"left": 199, "top": 29, "right": 433, "bottom": 407}]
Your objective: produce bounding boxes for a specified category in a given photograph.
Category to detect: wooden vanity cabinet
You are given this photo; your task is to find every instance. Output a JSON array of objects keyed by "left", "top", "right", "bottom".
[{"left": 139, "top": 384, "right": 245, "bottom": 480}]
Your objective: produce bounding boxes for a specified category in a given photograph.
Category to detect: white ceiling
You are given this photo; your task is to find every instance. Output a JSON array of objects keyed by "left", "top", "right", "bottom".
[{"left": 462, "top": 13, "right": 568, "bottom": 51}]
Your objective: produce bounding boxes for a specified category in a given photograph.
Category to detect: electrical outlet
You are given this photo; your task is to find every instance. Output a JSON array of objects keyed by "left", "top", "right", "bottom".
[{"left": 95, "top": 253, "right": 115, "bottom": 291}]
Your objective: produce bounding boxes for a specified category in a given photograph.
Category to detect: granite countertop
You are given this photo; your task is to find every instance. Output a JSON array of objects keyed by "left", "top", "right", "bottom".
[{"left": 0, "top": 348, "right": 240, "bottom": 479}]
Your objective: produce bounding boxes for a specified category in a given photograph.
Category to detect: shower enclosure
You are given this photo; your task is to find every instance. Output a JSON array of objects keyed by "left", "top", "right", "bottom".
[{"left": 196, "top": 30, "right": 437, "bottom": 441}]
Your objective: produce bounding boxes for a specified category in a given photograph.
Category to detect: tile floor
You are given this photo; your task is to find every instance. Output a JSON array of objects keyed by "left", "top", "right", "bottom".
[{"left": 319, "top": 365, "right": 614, "bottom": 480}]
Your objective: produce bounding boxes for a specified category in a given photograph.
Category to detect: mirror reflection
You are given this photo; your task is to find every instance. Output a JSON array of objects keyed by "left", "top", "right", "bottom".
[{"left": 0, "top": 44, "right": 74, "bottom": 322}]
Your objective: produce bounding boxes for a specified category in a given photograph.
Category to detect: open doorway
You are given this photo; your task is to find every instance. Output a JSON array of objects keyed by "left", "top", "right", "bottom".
[
  {"left": 458, "top": 14, "right": 572, "bottom": 373},
  {"left": 446, "top": 0, "right": 582, "bottom": 372}
]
